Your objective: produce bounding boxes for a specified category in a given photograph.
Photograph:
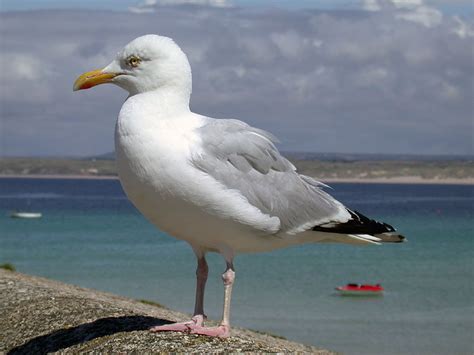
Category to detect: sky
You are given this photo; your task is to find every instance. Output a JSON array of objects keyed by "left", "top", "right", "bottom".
[
  {"left": 0, "top": 0, "right": 473, "bottom": 157},
  {"left": 1, "top": 0, "right": 473, "bottom": 14}
]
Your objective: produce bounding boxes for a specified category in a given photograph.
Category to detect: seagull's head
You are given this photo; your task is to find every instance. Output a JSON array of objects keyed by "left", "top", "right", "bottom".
[{"left": 73, "top": 34, "right": 192, "bottom": 97}]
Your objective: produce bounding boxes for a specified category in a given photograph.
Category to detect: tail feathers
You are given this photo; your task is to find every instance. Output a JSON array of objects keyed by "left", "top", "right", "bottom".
[{"left": 312, "top": 209, "right": 406, "bottom": 244}]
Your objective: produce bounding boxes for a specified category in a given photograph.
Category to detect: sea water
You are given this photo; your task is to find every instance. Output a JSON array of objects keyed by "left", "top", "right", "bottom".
[{"left": 0, "top": 177, "right": 472, "bottom": 354}]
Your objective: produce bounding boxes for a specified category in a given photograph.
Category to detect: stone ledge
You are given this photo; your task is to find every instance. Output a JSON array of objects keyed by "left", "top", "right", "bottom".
[{"left": 0, "top": 269, "right": 334, "bottom": 354}]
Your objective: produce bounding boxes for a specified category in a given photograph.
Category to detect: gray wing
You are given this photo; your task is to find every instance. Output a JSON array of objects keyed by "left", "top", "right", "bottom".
[{"left": 192, "top": 118, "right": 350, "bottom": 234}]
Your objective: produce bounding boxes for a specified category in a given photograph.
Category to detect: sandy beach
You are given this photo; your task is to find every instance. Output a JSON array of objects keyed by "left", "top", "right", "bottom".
[{"left": 322, "top": 176, "right": 474, "bottom": 185}]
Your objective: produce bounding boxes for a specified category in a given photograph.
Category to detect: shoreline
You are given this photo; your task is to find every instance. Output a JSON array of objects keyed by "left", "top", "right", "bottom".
[
  {"left": 321, "top": 176, "right": 474, "bottom": 185},
  {"left": 1, "top": 173, "right": 473, "bottom": 185}
]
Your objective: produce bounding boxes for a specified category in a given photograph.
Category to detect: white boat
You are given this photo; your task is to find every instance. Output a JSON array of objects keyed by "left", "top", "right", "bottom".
[{"left": 10, "top": 212, "right": 42, "bottom": 219}]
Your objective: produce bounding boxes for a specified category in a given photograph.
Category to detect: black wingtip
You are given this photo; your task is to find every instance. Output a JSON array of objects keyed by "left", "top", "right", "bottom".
[{"left": 312, "top": 209, "right": 406, "bottom": 242}]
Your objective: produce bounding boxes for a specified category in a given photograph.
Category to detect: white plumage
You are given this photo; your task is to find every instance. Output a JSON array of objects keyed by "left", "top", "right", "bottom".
[{"left": 74, "top": 34, "right": 404, "bottom": 337}]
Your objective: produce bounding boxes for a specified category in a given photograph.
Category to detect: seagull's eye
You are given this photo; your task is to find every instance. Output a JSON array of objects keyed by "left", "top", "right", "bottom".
[{"left": 127, "top": 56, "right": 141, "bottom": 68}]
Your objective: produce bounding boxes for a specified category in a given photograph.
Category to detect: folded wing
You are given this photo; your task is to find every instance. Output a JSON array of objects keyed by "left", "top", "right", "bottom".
[{"left": 192, "top": 118, "right": 352, "bottom": 235}]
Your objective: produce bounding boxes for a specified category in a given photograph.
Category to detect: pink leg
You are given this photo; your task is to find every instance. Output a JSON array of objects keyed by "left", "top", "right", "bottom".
[
  {"left": 190, "top": 261, "right": 235, "bottom": 338},
  {"left": 194, "top": 257, "right": 208, "bottom": 316},
  {"left": 150, "top": 255, "right": 208, "bottom": 333}
]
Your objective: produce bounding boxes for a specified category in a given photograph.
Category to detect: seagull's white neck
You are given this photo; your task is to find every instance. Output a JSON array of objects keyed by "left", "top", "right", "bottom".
[{"left": 123, "top": 87, "right": 191, "bottom": 121}]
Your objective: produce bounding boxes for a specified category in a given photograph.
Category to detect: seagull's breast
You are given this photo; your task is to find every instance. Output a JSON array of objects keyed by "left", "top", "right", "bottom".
[
  {"left": 114, "top": 98, "right": 281, "bottom": 253},
  {"left": 115, "top": 102, "right": 203, "bottom": 229}
]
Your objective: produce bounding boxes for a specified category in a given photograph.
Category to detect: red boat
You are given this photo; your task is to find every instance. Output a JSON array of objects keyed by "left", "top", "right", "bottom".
[{"left": 336, "top": 283, "right": 384, "bottom": 296}]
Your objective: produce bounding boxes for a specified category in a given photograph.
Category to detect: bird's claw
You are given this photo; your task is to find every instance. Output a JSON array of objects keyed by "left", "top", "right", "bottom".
[
  {"left": 150, "top": 315, "right": 229, "bottom": 337},
  {"left": 150, "top": 314, "right": 205, "bottom": 333},
  {"left": 190, "top": 324, "right": 230, "bottom": 338}
]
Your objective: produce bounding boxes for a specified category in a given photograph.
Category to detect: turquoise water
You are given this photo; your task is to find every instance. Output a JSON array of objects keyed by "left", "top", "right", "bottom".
[{"left": 0, "top": 178, "right": 473, "bottom": 354}]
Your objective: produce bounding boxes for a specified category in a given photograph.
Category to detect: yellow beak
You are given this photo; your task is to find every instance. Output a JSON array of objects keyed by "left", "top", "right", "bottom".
[{"left": 73, "top": 69, "right": 118, "bottom": 91}]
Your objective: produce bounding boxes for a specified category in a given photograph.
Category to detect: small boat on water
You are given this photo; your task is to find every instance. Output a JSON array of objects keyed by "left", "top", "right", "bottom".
[
  {"left": 336, "top": 283, "right": 384, "bottom": 296},
  {"left": 10, "top": 212, "right": 42, "bottom": 219}
]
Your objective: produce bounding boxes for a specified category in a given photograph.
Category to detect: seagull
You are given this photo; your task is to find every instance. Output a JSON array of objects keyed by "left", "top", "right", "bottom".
[{"left": 73, "top": 34, "right": 404, "bottom": 338}]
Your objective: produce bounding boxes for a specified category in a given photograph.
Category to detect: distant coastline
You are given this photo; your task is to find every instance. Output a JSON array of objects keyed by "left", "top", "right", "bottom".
[
  {"left": 0, "top": 174, "right": 119, "bottom": 180},
  {"left": 1, "top": 174, "right": 472, "bottom": 185},
  {"left": 0, "top": 156, "right": 472, "bottom": 185}
]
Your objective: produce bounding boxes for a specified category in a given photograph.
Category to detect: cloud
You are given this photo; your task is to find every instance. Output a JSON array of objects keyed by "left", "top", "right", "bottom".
[
  {"left": 362, "top": 0, "right": 444, "bottom": 28},
  {"left": 390, "top": 0, "right": 424, "bottom": 9},
  {"left": 362, "top": 0, "right": 474, "bottom": 36},
  {"left": 451, "top": 16, "right": 474, "bottom": 38},
  {"left": 1, "top": 54, "right": 46, "bottom": 81},
  {"left": 0, "top": 5, "right": 472, "bottom": 157},
  {"left": 362, "top": 0, "right": 382, "bottom": 11},
  {"left": 129, "top": 0, "right": 232, "bottom": 13},
  {"left": 395, "top": 4, "right": 443, "bottom": 27},
  {"left": 0, "top": 53, "right": 53, "bottom": 103}
]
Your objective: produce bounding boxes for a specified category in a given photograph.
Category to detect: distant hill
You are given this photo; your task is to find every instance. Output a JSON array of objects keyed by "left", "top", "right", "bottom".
[
  {"left": 91, "top": 151, "right": 473, "bottom": 162},
  {"left": 87, "top": 152, "right": 116, "bottom": 160},
  {"left": 1, "top": 156, "right": 472, "bottom": 181}
]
